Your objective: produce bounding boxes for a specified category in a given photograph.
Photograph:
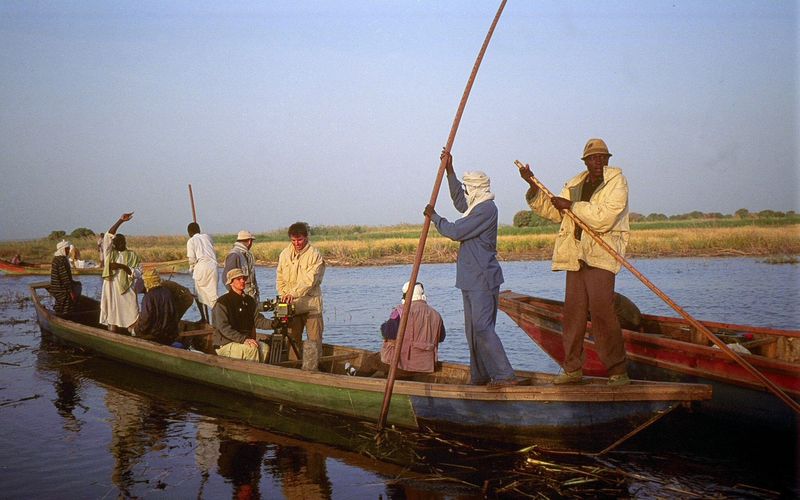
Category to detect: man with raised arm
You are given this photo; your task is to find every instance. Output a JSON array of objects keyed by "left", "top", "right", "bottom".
[{"left": 100, "top": 212, "right": 142, "bottom": 333}]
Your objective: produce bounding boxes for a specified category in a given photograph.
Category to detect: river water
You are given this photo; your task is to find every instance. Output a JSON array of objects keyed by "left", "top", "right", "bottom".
[{"left": 0, "top": 258, "right": 797, "bottom": 498}]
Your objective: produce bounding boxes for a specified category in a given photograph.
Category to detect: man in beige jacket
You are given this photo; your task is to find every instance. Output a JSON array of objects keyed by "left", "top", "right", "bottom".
[
  {"left": 276, "top": 222, "right": 325, "bottom": 370},
  {"left": 518, "top": 138, "right": 630, "bottom": 386}
]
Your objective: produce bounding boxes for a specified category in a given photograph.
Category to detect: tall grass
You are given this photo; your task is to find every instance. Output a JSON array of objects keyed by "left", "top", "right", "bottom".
[{"left": 2, "top": 223, "right": 797, "bottom": 267}]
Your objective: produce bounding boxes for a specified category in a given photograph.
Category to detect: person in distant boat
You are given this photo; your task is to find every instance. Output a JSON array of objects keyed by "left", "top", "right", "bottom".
[
  {"left": 212, "top": 268, "right": 271, "bottom": 362},
  {"left": 187, "top": 222, "right": 219, "bottom": 322},
  {"left": 276, "top": 222, "right": 326, "bottom": 370},
  {"left": 11, "top": 253, "right": 22, "bottom": 265},
  {"left": 518, "top": 138, "right": 631, "bottom": 386},
  {"left": 100, "top": 212, "right": 142, "bottom": 333},
  {"left": 424, "top": 150, "right": 527, "bottom": 390},
  {"left": 358, "top": 281, "right": 446, "bottom": 378},
  {"left": 50, "top": 240, "right": 80, "bottom": 316},
  {"left": 135, "top": 268, "right": 179, "bottom": 345},
  {"left": 222, "top": 230, "right": 259, "bottom": 303}
]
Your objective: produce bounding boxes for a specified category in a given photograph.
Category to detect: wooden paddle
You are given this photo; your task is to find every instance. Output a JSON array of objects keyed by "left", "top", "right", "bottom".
[
  {"left": 376, "top": 0, "right": 509, "bottom": 431},
  {"left": 188, "top": 184, "right": 197, "bottom": 223},
  {"left": 514, "top": 159, "right": 800, "bottom": 414}
]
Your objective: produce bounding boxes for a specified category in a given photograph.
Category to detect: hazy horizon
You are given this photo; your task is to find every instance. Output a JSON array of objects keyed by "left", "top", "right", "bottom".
[{"left": 2, "top": 1, "right": 797, "bottom": 241}]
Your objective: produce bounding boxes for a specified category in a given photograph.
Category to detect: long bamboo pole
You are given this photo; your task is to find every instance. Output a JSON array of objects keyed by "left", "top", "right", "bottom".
[
  {"left": 514, "top": 159, "right": 800, "bottom": 414},
  {"left": 376, "top": 0, "right": 509, "bottom": 431},
  {"left": 188, "top": 184, "right": 197, "bottom": 223}
]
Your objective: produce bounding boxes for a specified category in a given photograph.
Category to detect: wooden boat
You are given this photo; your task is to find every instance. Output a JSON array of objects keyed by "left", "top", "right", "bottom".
[
  {"left": 498, "top": 291, "right": 800, "bottom": 428},
  {"left": 1, "top": 258, "right": 189, "bottom": 276},
  {"left": 30, "top": 282, "right": 711, "bottom": 454}
]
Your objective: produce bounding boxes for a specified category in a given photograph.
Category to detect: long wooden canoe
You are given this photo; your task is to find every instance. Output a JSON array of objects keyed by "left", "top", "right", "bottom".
[
  {"left": 30, "top": 282, "right": 711, "bottom": 454},
  {"left": 498, "top": 290, "right": 799, "bottom": 429},
  {"left": 1, "top": 258, "right": 189, "bottom": 276}
]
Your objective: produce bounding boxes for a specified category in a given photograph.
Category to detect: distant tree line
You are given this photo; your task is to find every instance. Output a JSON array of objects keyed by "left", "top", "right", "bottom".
[
  {"left": 512, "top": 208, "right": 797, "bottom": 227},
  {"left": 47, "top": 227, "right": 96, "bottom": 240}
]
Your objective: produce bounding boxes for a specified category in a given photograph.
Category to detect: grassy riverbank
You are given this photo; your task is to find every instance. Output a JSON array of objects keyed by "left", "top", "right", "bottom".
[{"left": 2, "top": 218, "right": 798, "bottom": 267}]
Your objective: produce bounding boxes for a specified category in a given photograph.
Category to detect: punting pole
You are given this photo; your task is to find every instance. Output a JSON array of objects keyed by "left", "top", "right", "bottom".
[
  {"left": 189, "top": 184, "right": 197, "bottom": 223},
  {"left": 377, "top": 0, "right": 509, "bottom": 431},
  {"left": 514, "top": 160, "right": 800, "bottom": 415}
]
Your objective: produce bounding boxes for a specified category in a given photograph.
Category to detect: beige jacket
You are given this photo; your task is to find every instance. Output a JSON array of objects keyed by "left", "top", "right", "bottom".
[
  {"left": 276, "top": 243, "right": 325, "bottom": 315},
  {"left": 527, "top": 166, "right": 629, "bottom": 274}
]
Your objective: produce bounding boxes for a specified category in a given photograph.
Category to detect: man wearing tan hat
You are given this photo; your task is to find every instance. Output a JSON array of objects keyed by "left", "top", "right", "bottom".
[
  {"left": 212, "top": 268, "right": 271, "bottom": 362},
  {"left": 222, "top": 230, "right": 259, "bottom": 303},
  {"left": 518, "top": 138, "right": 630, "bottom": 386}
]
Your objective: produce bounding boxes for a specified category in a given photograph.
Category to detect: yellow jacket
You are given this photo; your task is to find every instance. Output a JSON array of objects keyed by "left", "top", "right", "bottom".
[
  {"left": 276, "top": 243, "right": 325, "bottom": 315},
  {"left": 526, "top": 166, "right": 629, "bottom": 274}
]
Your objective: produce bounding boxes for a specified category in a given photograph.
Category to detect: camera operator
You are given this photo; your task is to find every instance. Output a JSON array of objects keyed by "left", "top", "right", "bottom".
[
  {"left": 212, "top": 268, "right": 271, "bottom": 362},
  {"left": 276, "top": 222, "right": 325, "bottom": 370}
]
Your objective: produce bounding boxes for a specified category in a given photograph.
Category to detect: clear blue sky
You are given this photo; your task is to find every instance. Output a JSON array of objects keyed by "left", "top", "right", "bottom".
[{"left": 1, "top": 1, "right": 797, "bottom": 240}]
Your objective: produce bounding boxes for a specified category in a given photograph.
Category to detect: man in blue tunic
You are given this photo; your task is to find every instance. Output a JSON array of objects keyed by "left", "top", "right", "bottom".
[{"left": 424, "top": 150, "right": 527, "bottom": 389}]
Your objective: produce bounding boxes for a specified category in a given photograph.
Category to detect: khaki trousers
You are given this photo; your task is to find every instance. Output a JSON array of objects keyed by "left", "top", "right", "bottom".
[
  {"left": 287, "top": 313, "right": 323, "bottom": 361},
  {"left": 562, "top": 264, "right": 627, "bottom": 375}
]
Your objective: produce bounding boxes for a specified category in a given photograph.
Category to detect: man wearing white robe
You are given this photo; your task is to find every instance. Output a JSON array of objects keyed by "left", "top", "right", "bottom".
[
  {"left": 187, "top": 222, "right": 219, "bottom": 317},
  {"left": 99, "top": 212, "right": 142, "bottom": 332}
]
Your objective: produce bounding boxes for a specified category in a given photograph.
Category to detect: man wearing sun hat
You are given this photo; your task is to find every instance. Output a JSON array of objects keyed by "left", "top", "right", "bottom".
[
  {"left": 518, "top": 138, "right": 630, "bottom": 386},
  {"left": 212, "top": 268, "right": 271, "bottom": 362},
  {"left": 222, "top": 230, "right": 260, "bottom": 303}
]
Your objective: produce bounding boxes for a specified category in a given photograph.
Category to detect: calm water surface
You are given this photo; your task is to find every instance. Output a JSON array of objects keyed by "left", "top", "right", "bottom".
[{"left": 0, "top": 258, "right": 797, "bottom": 498}]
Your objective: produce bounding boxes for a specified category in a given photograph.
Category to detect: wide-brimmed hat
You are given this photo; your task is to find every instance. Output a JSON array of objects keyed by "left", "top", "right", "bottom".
[
  {"left": 143, "top": 268, "right": 161, "bottom": 290},
  {"left": 236, "top": 230, "right": 254, "bottom": 241},
  {"left": 581, "top": 138, "right": 612, "bottom": 160},
  {"left": 226, "top": 268, "right": 247, "bottom": 285}
]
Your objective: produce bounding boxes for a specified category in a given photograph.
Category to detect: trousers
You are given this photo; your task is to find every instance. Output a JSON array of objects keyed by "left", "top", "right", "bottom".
[{"left": 462, "top": 288, "right": 515, "bottom": 384}]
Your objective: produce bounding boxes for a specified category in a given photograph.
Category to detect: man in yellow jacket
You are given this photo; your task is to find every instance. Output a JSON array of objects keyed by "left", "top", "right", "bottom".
[
  {"left": 518, "top": 138, "right": 630, "bottom": 386},
  {"left": 276, "top": 222, "right": 326, "bottom": 370}
]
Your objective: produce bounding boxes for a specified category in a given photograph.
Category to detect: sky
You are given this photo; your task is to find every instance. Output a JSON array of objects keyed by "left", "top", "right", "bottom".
[{"left": 1, "top": 0, "right": 797, "bottom": 240}]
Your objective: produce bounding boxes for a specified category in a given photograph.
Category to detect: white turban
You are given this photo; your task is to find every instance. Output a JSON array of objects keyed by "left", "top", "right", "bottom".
[
  {"left": 461, "top": 171, "right": 495, "bottom": 217},
  {"left": 54, "top": 240, "right": 71, "bottom": 257},
  {"left": 401, "top": 281, "right": 426, "bottom": 303}
]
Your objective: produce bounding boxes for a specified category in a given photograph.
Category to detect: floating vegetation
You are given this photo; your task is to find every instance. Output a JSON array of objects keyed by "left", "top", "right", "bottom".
[{"left": 762, "top": 254, "right": 798, "bottom": 265}]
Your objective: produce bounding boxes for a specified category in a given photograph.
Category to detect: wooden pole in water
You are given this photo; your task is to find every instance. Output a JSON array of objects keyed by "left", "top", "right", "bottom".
[
  {"left": 377, "top": 0, "right": 509, "bottom": 431},
  {"left": 513, "top": 160, "right": 800, "bottom": 415},
  {"left": 189, "top": 184, "right": 197, "bottom": 223}
]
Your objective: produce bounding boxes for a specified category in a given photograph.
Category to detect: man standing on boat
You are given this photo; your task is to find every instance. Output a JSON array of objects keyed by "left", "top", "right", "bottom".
[
  {"left": 276, "top": 222, "right": 326, "bottom": 370},
  {"left": 518, "top": 138, "right": 630, "bottom": 386},
  {"left": 212, "top": 268, "right": 271, "bottom": 361},
  {"left": 222, "top": 230, "right": 259, "bottom": 303},
  {"left": 187, "top": 222, "right": 219, "bottom": 322},
  {"left": 50, "top": 239, "right": 80, "bottom": 316},
  {"left": 424, "top": 150, "right": 525, "bottom": 389},
  {"left": 100, "top": 212, "right": 142, "bottom": 333}
]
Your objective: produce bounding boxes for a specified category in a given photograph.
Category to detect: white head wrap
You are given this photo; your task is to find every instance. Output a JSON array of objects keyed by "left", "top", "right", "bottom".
[
  {"left": 401, "top": 281, "right": 426, "bottom": 303},
  {"left": 54, "top": 240, "right": 71, "bottom": 257},
  {"left": 461, "top": 171, "right": 495, "bottom": 217}
]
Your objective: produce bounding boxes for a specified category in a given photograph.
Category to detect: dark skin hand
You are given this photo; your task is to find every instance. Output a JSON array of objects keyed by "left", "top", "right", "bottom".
[
  {"left": 423, "top": 204, "right": 436, "bottom": 218},
  {"left": 518, "top": 162, "right": 571, "bottom": 209},
  {"left": 441, "top": 148, "right": 454, "bottom": 176}
]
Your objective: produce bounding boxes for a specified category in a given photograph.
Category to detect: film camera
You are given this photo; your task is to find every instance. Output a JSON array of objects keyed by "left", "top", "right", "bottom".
[{"left": 261, "top": 297, "right": 298, "bottom": 363}]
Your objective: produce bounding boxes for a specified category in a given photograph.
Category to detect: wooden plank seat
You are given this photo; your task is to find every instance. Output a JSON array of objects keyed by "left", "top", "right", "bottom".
[
  {"left": 178, "top": 328, "right": 214, "bottom": 353},
  {"left": 275, "top": 352, "right": 360, "bottom": 371}
]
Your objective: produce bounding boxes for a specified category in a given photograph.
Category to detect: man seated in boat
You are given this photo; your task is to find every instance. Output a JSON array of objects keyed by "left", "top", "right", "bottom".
[
  {"left": 212, "top": 268, "right": 271, "bottom": 362},
  {"left": 357, "top": 281, "right": 446, "bottom": 378},
  {"left": 134, "top": 269, "right": 180, "bottom": 345}
]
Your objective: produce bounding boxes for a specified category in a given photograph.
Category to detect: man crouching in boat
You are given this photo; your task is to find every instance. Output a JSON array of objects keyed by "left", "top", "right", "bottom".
[
  {"left": 134, "top": 269, "right": 179, "bottom": 345},
  {"left": 357, "top": 281, "right": 446, "bottom": 378},
  {"left": 212, "top": 268, "right": 271, "bottom": 362}
]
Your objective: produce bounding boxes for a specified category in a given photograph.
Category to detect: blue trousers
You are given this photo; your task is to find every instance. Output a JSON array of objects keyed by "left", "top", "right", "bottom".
[{"left": 462, "top": 288, "right": 515, "bottom": 384}]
